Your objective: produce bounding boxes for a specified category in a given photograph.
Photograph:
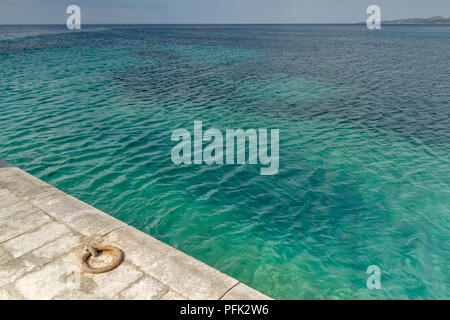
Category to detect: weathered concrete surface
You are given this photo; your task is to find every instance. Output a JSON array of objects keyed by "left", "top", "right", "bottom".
[
  {"left": 30, "top": 192, "right": 126, "bottom": 237},
  {"left": 0, "top": 164, "right": 271, "bottom": 300},
  {"left": 103, "top": 226, "right": 240, "bottom": 300},
  {"left": 118, "top": 276, "right": 168, "bottom": 300},
  {"left": 0, "top": 200, "right": 51, "bottom": 243}
]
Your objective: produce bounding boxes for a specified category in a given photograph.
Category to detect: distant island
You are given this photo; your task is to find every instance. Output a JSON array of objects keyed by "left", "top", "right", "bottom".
[{"left": 382, "top": 16, "right": 450, "bottom": 24}]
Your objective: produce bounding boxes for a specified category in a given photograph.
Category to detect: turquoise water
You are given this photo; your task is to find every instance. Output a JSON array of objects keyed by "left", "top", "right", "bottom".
[{"left": 0, "top": 25, "right": 449, "bottom": 299}]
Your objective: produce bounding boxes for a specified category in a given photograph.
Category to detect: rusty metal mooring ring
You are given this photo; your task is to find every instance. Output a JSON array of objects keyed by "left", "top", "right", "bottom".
[{"left": 81, "top": 246, "right": 124, "bottom": 274}]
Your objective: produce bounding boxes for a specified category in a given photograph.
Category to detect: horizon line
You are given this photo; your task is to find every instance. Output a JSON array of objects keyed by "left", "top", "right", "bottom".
[
  {"left": 1, "top": 22, "right": 449, "bottom": 26},
  {"left": 1, "top": 22, "right": 363, "bottom": 25}
]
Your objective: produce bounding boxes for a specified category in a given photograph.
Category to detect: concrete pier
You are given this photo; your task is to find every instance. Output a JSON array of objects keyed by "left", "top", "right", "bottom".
[{"left": 0, "top": 161, "right": 271, "bottom": 300}]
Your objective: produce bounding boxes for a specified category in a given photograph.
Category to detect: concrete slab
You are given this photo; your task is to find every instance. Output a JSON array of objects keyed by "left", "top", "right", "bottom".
[
  {"left": 1, "top": 222, "right": 72, "bottom": 259},
  {"left": 104, "top": 226, "right": 239, "bottom": 300},
  {"left": 0, "top": 167, "right": 54, "bottom": 200},
  {"left": 0, "top": 189, "right": 21, "bottom": 209},
  {"left": 118, "top": 276, "right": 168, "bottom": 300},
  {"left": 160, "top": 290, "right": 188, "bottom": 300},
  {"left": 30, "top": 233, "right": 82, "bottom": 266},
  {"left": 30, "top": 193, "right": 126, "bottom": 237},
  {"left": 15, "top": 251, "right": 143, "bottom": 300},
  {"left": 0, "top": 201, "right": 52, "bottom": 243},
  {"left": 221, "top": 283, "right": 272, "bottom": 300},
  {"left": 0, "top": 247, "right": 13, "bottom": 266},
  {"left": 0, "top": 284, "right": 24, "bottom": 300},
  {"left": 0, "top": 255, "right": 37, "bottom": 287},
  {"left": 0, "top": 168, "right": 16, "bottom": 179},
  {"left": 14, "top": 260, "right": 85, "bottom": 300}
]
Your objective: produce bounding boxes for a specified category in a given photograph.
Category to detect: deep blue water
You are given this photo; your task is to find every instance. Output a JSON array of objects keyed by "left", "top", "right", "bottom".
[{"left": 0, "top": 25, "right": 449, "bottom": 299}]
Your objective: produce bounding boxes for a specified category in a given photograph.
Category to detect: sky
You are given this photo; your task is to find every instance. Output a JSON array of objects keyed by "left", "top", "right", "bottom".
[{"left": 0, "top": 0, "right": 449, "bottom": 24}]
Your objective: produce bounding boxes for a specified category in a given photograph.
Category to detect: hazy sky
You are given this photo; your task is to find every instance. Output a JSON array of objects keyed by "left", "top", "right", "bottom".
[{"left": 1, "top": 0, "right": 449, "bottom": 24}]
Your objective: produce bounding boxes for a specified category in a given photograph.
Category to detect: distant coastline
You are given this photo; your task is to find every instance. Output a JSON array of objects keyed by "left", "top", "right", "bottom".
[{"left": 382, "top": 16, "right": 450, "bottom": 25}]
